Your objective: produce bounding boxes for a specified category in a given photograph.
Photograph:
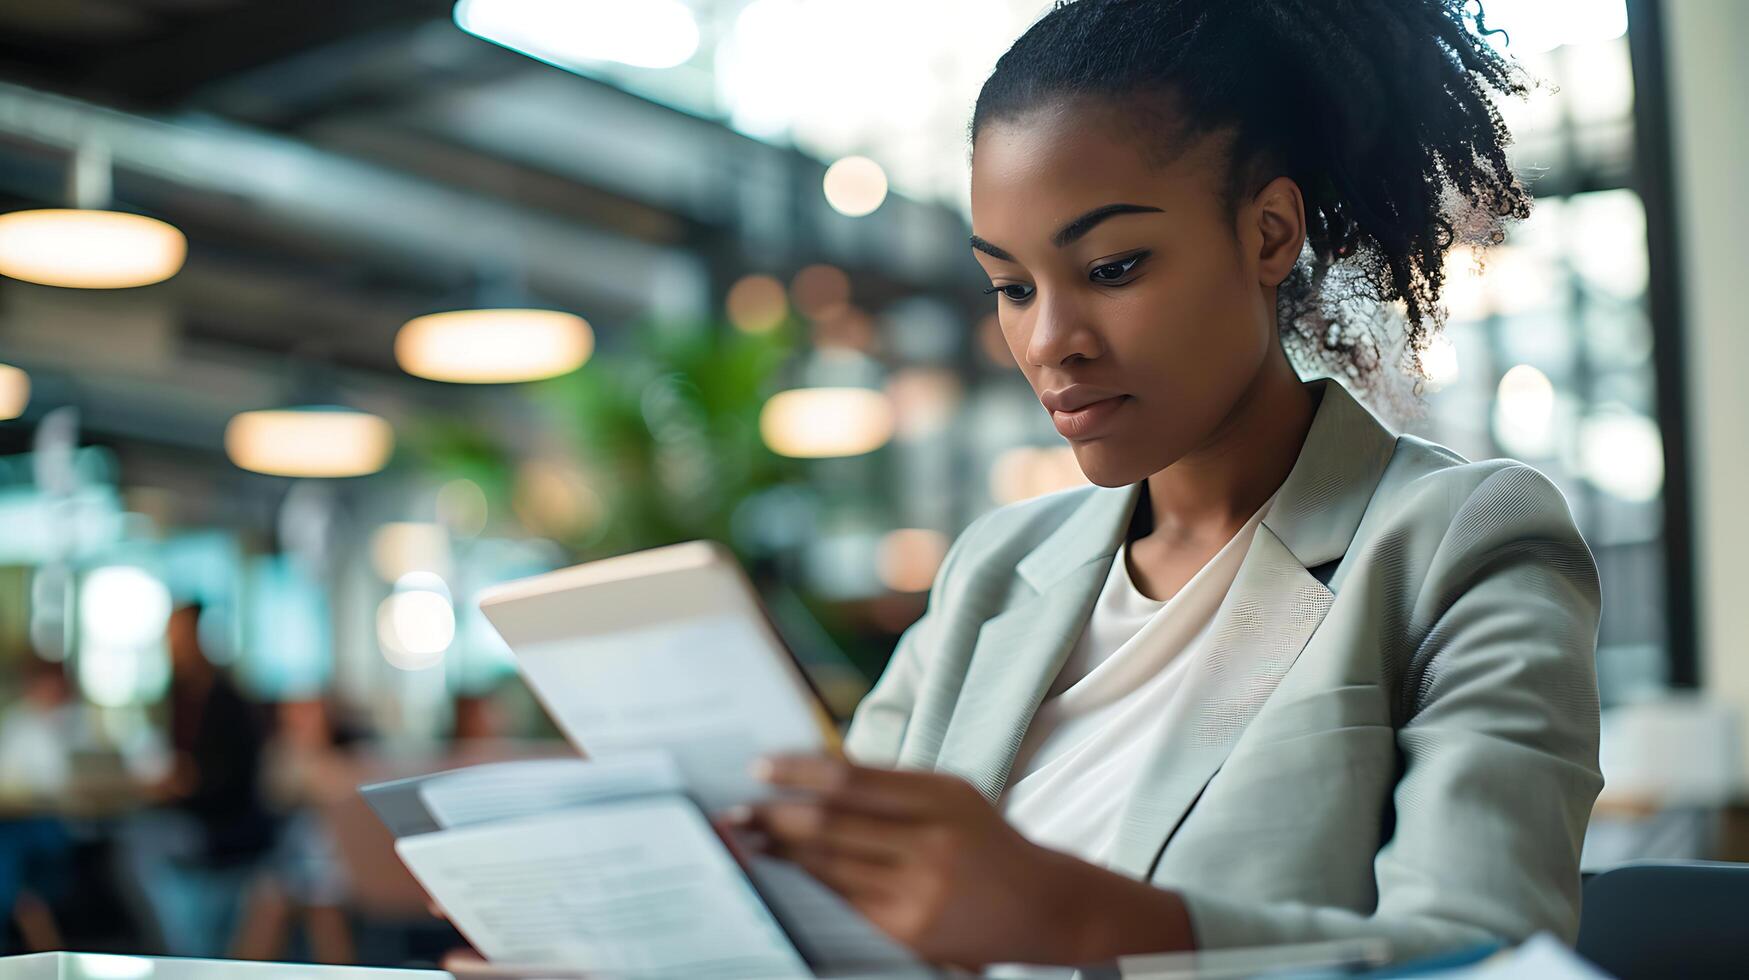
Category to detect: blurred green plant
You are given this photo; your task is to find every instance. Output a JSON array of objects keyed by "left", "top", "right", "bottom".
[
  {"left": 395, "top": 315, "right": 897, "bottom": 701},
  {"left": 397, "top": 316, "right": 805, "bottom": 554},
  {"left": 530, "top": 317, "right": 803, "bottom": 557},
  {"left": 398, "top": 414, "right": 516, "bottom": 513}
]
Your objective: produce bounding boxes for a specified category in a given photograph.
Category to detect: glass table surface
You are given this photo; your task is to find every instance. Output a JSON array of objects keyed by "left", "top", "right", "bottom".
[{"left": 0, "top": 953, "right": 449, "bottom": 980}]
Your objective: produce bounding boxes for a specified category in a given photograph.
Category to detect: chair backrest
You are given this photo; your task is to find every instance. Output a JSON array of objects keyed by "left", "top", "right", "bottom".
[{"left": 1576, "top": 860, "right": 1749, "bottom": 980}]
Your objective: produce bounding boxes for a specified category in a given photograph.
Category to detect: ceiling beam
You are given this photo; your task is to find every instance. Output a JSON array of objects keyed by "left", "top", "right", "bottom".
[
  {"left": 89, "top": 0, "right": 457, "bottom": 109},
  {"left": 0, "top": 80, "right": 710, "bottom": 320}
]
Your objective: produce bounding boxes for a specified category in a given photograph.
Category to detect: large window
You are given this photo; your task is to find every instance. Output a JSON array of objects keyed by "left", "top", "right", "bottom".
[{"left": 1404, "top": 20, "right": 1682, "bottom": 705}]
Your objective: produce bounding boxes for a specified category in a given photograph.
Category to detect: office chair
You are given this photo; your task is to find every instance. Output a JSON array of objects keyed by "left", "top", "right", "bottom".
[{"left": 1576, "top": 860, "right": 1749, "bottom": 980}]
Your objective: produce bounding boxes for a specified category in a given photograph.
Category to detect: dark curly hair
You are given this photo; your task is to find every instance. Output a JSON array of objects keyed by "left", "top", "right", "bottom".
[{"left": 971, "top": 0, "right": 1533, "bottom": 399}]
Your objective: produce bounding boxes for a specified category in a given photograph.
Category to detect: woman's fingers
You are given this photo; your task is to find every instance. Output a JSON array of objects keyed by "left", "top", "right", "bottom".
[
  {"left": 774, "top": 840, "right": 899, "bottom": 899},
  {"left": 748, "top": 798, "right": 913, "bottom": 863},
  {"left": 752, "top": 754, "right": 970, "bottom": 818}
]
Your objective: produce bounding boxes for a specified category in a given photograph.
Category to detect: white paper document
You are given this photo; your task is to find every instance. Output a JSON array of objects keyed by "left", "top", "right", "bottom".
[
  {"left": 415, "top": 753, "right": 685, "bottom": 830},
  {"left": 366, "top": 542, "right": 926, "bottom": 978},
  {"left": 512, "top": 613, "right": 826, "bottom": 810},
  {"left": 1427, "top": 934, "right": 1611, "bottom": 979},
  {"left": 396, "top": 798, "right": 811, "bottom": 979}
]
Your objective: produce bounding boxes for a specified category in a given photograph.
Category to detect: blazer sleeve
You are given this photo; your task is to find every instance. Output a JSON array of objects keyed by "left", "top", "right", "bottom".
[
  {"left": 1175, "top": 463, "right": 1605, "bottom": 959},
  {"left": 842, "top": 511, "right": 989, "bottom": 768}
]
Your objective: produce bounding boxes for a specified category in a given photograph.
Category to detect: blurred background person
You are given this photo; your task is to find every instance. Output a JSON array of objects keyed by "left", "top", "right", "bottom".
[
  {"left": 159, "top": 602, "right": 277, "bottom": 870},
  {"left": 0, "top": 655, "right": 77, "bottom": 953},
  {"left": 230, "top": 696, "right": 369, "bottom": 963},
  {"left": 119, "top": 603, "right": 277, "bottom": 958},
  {"left": 0, "top": 655, "right": 77, "bottom": 801}
]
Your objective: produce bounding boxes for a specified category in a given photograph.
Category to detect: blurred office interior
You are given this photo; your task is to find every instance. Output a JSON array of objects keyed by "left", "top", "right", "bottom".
[{"left": 0, "top": 0, "right": 1744, "bottom": 966}]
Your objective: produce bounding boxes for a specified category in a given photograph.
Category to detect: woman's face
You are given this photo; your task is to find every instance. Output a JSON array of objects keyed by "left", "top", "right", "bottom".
[{"left": 969, "top": 99, "right": 1302, "bottom": 488}]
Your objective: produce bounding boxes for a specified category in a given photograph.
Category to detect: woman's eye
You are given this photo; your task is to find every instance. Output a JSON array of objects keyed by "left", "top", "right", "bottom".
[
  {"left": 1090, "top": 252, "right": 1147, "bottom": 283},
  {"left": 982, "top": 283, "right": 1035, "bottom": 302}
]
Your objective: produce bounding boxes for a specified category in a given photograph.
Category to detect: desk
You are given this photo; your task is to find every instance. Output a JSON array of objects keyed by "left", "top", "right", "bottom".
[
  {"left": 0, "top": 954, "right": 956, "bottom": 980},
  {"left": 0, "top": 953, "right": 447, "bottom": 979},
  {"left": 0, "top": 946, "right": 1601, "bottom": 980}
]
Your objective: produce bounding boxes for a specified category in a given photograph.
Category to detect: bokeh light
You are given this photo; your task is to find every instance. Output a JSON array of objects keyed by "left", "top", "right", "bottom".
[
  {"left": 0, "top": 363, "right": 29, "bottom": 420},
  {"left": 790, "top": 263, "right": 851, "bottom": 318},
  {"left": 1419, "top": 333, "right": 1461, "bottom": 389},
  {"left": 80, "top": 566, "right": 172, "bottom": 648},
  {"left": 513, "top": 459, "right": 604, "bottom": 538},
  {"left": 884, "top": 369, "right": 962, "bottom": 438},
  {"left": 877, "top": 528, "right": 948, "bottom": 593},
  {"left": 822, "top": 155, "right": 888, "bottom": 217},
  {"left": 726, "top": 274, "right": 789, "bottom": 333},
  {"left": 760, "top": 387, "right": 894, "bottom": 458},
  {"left": 225, "top": 407, "right": 395, "bottom": 478},
  {"left": 396, "top": 309, "right": 593, "bottom": 383},
  {"left": 377, "top": 573, "right": 455, "bottom": 671},
  {"left": 0, "top": 209, "right": 186, "bottom": 288},
  {"left": 1493, "top": 364, "right": 1558, "bottom": 459},
  {"left": 989, "top": 445, "right": 1089, "bottom": 504},
  {"left": 1580, "top": 406, "right": 1664, "bottom": 502}
]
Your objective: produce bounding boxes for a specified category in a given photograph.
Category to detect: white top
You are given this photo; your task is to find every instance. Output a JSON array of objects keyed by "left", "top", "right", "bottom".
[{"left": 996, "top": 489, "right": 1278, "bottom": 870}]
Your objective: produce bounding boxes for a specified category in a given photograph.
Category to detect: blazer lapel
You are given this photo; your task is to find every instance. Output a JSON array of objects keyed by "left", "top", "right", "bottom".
[
  {"left": 1101, "top": 526, "right": 1333, "bottom": 877},
  {"left": 1102, "top": 376, "right": 1400, "bottom": 879},
  {"left": 931, "top": 482, "right": 1142, "bottom": 803}
]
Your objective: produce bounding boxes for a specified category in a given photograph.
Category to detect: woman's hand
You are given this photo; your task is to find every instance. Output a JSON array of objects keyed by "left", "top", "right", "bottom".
[{"left": 726, "top": 753, "right": 1095, "bottom": 969}]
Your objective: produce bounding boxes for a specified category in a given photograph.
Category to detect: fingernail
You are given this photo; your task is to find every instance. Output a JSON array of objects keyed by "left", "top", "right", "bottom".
[
  {"left": 749, "top": 756, "right": 776, "bottom": 782},
  {"left": 723, "top": 804, "right": 752, "bottom": 824}
]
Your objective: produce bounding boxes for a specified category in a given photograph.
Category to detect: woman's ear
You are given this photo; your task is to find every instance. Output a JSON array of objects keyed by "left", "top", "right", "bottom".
[{"left": 1251, "top": 175, "right": 1307, "bottom": 288}]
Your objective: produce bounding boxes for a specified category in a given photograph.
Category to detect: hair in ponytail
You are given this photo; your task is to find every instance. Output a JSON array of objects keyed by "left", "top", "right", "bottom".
[{"left": 971, "top": 0, "right": 1532, "bottom": 397}]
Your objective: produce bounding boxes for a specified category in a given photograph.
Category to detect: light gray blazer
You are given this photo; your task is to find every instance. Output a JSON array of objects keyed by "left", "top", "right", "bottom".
[{"left": 842, "top": 376, "right": 1603, "bottom": 961}]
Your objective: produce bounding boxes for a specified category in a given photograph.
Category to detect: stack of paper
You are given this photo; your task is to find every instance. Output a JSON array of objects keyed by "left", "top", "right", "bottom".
[{"left": 361, "top": 542, "right": 928, "bottom": 979}]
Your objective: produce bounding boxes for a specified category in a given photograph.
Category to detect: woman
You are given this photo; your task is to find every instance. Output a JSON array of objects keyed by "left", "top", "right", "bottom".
[{"left": 730, "top": 0, "right": 1602, "bottom": 970}]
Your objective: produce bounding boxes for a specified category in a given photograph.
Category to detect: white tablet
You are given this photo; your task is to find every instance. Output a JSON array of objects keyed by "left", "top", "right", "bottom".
[{"left": 477, "top": 539, "right": 840, "bottom": 809}]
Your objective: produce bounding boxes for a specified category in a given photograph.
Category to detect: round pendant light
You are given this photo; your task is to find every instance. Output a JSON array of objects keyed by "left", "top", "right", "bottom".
[
  {"left": 395, "top": 309, "right": 593, "bottom": 383},
  {"left": 0, "top": 209, "right": 186, "bottom": 289},
  {"left": 225, "top": 406, "right": 395, "bottom": 478},
  {"left": 0, "top": 364, "right": 30, "bottom": 420},
  {"left": 759, "top": 386, "right": 894, "bottom": 458}
]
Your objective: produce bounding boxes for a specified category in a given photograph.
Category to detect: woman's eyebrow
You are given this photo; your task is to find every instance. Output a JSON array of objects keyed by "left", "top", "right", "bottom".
[
  {"left": 1052, "top": 202, "right": 1164, "bottom": 247},
  {"left": 969, "top": 202, "right": 1165, "bottom": 261},
  {"left": 969, "top": 235, "right": 1016, "bottom": 261}
]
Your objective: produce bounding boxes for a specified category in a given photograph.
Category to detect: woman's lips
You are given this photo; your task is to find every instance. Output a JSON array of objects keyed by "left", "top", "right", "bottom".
[{"left": 1050, "top": 395, "right": 1130, "bottom": 440}]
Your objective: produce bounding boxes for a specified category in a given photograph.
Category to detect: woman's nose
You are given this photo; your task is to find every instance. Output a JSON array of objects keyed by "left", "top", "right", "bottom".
[{"left": 1023, "top": 296, "right": 1099, "bottom": 368}]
